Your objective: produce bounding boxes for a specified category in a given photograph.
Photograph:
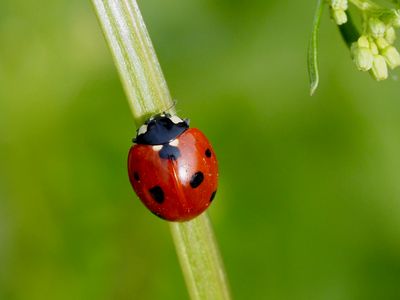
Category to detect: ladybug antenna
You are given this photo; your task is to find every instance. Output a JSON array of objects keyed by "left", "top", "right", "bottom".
[{"left": 161, "top": 99, "right": 177, "bottom": 115}]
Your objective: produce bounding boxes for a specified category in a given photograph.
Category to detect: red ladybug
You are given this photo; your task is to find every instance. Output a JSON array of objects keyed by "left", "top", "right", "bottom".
[{"left": 128, "top": 113, "right": 218, "bottom": 221}]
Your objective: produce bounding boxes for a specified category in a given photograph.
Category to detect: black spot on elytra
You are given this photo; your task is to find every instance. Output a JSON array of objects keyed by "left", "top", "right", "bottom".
[
  {"left": 149, "top": 186, "right": 164, "bottom": 204},
  {"left": 159, "top": 144, "right": 181, "bottom": 160},
  {"left": 133, "top": 172, "right": 140, "bottom": 181},
  {"left": 210, "top": 190, "right": 217, "bottom": 202},
  {"left": 190, "top": 171, "right": 204, "bottom": 188},
  {"left": 205, "top": 148, "right": 212, "bottom": 158}
]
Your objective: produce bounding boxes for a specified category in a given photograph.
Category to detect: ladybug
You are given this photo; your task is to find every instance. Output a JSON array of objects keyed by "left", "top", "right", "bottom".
[{"left": 128, "top": 113, "right": 218, "bottom": 221}]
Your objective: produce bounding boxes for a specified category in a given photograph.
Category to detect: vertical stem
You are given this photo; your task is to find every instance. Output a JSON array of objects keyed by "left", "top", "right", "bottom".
[
  {"left": 92, "top": 1, "right": 231, "bottom": 299},
  {"left": 93, "top": 0, "right": 174, "bottom": 126},
  {"left": 338, "top": 12, "right": 360, "bottom": 47},
  {"left": 170, "top": 214, "right": 231, "bottom": 300}
]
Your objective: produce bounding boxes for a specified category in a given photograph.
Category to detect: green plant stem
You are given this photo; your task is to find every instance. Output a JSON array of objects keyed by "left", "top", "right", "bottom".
[
  {"left": 349, "top": 0, "right": 380, "bottom": 11},
  {"left": 338, "top": 12, "right": 360, "bottom": 47},
  {"left": 92, "top": 0, "right": 174, "bottom": 126},
  {"left": 92, "top": 1, "right": 231, "bottom": 299},
  {"left": 170, "top": 214, "right": 231, "bottom": 300}
]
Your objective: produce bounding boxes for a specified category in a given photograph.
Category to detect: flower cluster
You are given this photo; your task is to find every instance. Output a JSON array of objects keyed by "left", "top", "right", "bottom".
[
  {"left": 352, "top": 16, "right": 400, "bottom": 80},
  {"left": 330, "top": 0, "right": 400, "bottom": 81}
]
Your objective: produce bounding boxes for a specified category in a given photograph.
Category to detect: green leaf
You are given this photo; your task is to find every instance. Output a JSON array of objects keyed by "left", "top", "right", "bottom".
[{"left": 308, "top": 0, "right": 325, "bottom": 96}]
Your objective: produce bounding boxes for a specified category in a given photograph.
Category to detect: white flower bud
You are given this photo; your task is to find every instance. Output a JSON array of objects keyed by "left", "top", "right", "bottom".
[
  {"left": 392, "top": 10, "right": 400, "bottom": 28},
  {"left": 357, "top": 36, "right": 370, "bottom": 48},
  {"left": 331, "top": 0, "right": 348, "bottom": 10},
  {"left": 375, "top": 37, "right": 390, "bottom": 50},
  {"left": 385, "top": 27, "right": 396, "bottom": 44},
  {"left": 369, "top": 18, "right": 386, "bottom": 38},
  {"left": 371, "top": 55, "right": 388, "bottom": 81},
  {"left": 333, "top": 9, "right": 347, "bottom": 25},
  {"left": 369, "top": 41, "right": 379, "bottom": 55},
  {"left": 351, "top": 43, "right": 373, "bottom": 71},
  {"left": 382, "top": 46, "right": 400, "bottom": 69}
]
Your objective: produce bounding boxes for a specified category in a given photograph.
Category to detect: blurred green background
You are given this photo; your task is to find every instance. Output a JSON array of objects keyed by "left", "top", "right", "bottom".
[{"left": 1, "top": 0, "right": 400, "bottom": 299}]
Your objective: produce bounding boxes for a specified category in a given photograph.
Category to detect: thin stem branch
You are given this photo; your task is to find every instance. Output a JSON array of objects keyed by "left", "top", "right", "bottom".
[
  {"left": 349, "top": 0, "right": 380, "bottom": 11},
  {"left": 91, "top": 1, "right": 231, "bottom": 299},
  {"left": 338, "top": 12, "right": 360, "bottom": 47}
]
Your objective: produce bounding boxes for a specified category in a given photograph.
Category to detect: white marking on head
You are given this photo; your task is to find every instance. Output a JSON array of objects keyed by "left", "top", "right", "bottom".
[
  {"left": 169, "top": 139, "right": 179, "bottom": 147},
  {"left": 170, "top": 115, "right": 183, "bottom": 124},
  {"left": 138, "top": 124, "right": 148, "bottom": 135},
  {"left": 152, "top": 145, "right": 163, "bottom": 151}
]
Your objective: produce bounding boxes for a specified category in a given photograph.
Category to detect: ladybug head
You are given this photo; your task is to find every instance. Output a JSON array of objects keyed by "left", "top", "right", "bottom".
[{"left": 134, "top": 113, "right": 189, "bottom": 145}]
